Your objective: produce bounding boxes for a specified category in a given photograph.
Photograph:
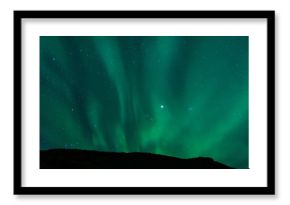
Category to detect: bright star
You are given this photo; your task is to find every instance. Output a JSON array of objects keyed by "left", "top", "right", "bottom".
[{"left": 160, "top": 105, "right": 164, "bottom": 109}]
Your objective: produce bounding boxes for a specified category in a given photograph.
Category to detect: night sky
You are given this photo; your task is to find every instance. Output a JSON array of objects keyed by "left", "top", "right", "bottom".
[{"left": 40, "top": 36, "right": 248, "bottom": 168}]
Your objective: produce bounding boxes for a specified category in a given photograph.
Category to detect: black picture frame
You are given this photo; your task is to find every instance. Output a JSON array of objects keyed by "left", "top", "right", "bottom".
[{"left": 14, "top": 10, "right": 275, "bottom": 195}]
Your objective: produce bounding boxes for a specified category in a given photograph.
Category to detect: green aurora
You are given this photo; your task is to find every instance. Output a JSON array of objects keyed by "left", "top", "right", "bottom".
[{"left": 40, "top": 36, "right": 249, "bottom": 168}]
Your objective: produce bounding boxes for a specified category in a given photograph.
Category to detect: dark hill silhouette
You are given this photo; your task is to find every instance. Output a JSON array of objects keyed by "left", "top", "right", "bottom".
[{"left": 40, "top": 149, "right": 233, "bottom": 169}]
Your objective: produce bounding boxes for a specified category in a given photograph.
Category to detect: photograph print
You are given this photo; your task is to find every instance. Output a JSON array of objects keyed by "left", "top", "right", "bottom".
[{"left": 40, "top": 36, "right": 249, "bottom": 169}]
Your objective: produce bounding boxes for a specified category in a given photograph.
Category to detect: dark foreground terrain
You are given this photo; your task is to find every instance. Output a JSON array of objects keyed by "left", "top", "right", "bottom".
[{"left": 40, "top": 149, "right": 233, "bottom": 169}]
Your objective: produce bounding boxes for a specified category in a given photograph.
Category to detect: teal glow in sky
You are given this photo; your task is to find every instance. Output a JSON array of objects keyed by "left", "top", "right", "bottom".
[{"left": 40, "top": 36, "right": 248, "bottom": 168}]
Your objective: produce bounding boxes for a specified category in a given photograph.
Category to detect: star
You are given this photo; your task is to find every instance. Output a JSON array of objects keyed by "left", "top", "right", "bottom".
[{"left": 160, "top": 104, "right": 164, "bottom": 109}]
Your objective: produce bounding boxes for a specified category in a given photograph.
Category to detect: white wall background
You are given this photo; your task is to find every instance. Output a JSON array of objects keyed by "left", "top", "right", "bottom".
[{"left": 0, "top": 0, "right": 287, "bottom": 204}]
